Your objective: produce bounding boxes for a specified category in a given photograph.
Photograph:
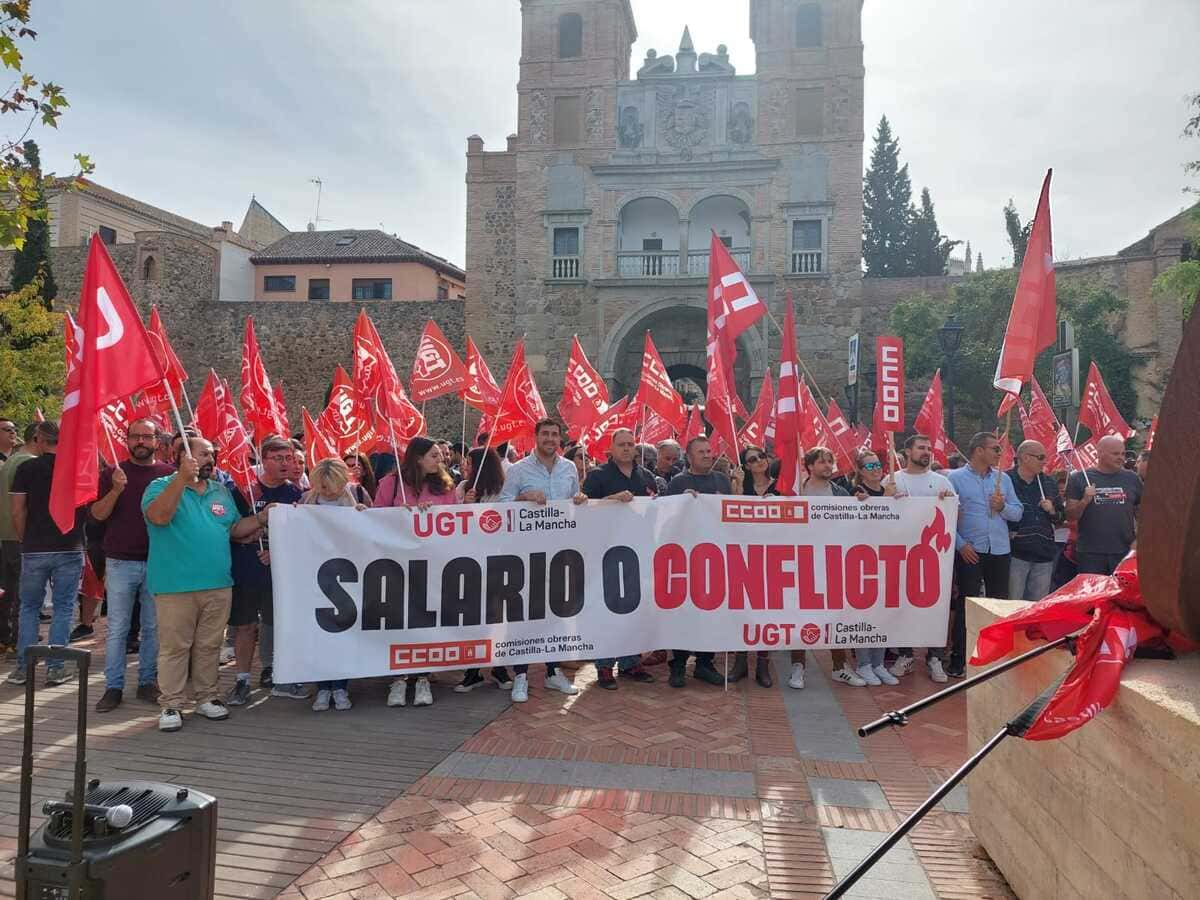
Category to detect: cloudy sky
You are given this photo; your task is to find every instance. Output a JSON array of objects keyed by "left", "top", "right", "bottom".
[{"left": 26, "top": 0, "right": 1199, "bottom": 269}]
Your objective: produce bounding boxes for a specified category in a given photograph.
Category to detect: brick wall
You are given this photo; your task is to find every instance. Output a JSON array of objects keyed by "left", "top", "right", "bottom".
[{"left": 0, "top": 236, "right": 468, "bottom": 442}]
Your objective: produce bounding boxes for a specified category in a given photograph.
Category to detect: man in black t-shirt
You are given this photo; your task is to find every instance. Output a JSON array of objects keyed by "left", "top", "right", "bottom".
[
  {"left": 6, "top": 423, "right": 86, "bottom": 686},
  {"left": 583, "top": 428, "right": 657, "bottom": 689},
  {"left": 225, "top": 436, "right": 304, "bottom": 706},
  {"left": 1066, "top": 435, "right": 1142, "bottom": 575},
  {"left": 663, "top": 436, "right": 730, "bottom": 689}
]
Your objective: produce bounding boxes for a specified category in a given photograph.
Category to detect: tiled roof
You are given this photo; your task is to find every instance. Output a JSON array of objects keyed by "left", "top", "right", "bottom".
[
  {"left": 50, "top": 177, "right": 214, "bottom": 240},
  {"left": 250, "top": 229, "right": 464, "bottom": 279}
]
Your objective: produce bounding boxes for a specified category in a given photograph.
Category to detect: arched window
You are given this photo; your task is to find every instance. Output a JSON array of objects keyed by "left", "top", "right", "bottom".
[
  {"left": 796, "top": 3, "right": 822, "bottom": 48},
  {"left": 141, "top": 256, "right": 157, "bottom": 281},
  {"left": 558, "top": 13, "right": 582, "bottom": 58}
]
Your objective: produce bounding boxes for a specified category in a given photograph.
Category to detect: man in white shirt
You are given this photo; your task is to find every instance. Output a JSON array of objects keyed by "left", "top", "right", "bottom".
[{"left": 887, "top": 434, "right": 955, "bottom": 683}]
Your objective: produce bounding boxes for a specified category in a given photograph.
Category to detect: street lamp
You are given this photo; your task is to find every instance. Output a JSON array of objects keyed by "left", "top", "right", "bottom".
[{"left": 938, "top": 315, "right": 965, "bottom": 443}]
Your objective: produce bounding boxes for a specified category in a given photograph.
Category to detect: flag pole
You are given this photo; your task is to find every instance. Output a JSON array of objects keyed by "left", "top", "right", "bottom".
[
  {"left": 460, "top": 396, "right": 467, "bottom": 458},
  {"left": 180, "top": 384, "right": 196, "bottom": 424},
  {"left": 639, "top": 404, "right": 647, "bottom": 468},
  {"left": 161, "top": 378, "right": 195, "bottom": 468}
]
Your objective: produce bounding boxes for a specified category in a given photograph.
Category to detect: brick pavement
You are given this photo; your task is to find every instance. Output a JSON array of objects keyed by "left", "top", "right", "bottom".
[{"left": 286, "top": 654, "right": 1014, "bottom": 899}]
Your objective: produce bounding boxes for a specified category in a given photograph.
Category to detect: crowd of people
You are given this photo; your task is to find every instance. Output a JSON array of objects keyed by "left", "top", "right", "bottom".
[{"left": 0, "top": 411, "right": 1145, "bottom": 733}]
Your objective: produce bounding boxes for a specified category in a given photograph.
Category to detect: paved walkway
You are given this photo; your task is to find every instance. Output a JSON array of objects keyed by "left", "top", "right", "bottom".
[{"left": 3, "top": 629, "right": 1013, "bottom": 899}]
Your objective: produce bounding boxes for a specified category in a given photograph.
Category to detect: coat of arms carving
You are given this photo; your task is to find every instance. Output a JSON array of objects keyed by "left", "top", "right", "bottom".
[{"left": 656, "top": 85, "right": 714, "bottom": 157}]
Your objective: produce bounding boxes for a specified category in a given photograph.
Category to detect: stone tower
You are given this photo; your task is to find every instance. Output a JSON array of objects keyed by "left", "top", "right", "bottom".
[{"left": 465, "top": 0, "right": 865, "bottom": 413}]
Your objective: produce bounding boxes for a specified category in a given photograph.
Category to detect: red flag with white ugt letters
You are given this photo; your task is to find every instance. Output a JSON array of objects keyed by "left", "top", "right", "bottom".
[{"left": 410, "top": 319, "right": 467, "bottom": 403}]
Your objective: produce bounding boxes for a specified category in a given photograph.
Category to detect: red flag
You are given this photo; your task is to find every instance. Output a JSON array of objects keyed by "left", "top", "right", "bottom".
[
  {"left": 558, "top": 335, "right": 609, "bottom": 439},
  {"left": 410, "top": 320, "right": 468, "bottom": 403},
  {"left": 317, "top": 366, "right": 377, "bottom": 456},
  {"left": 353, "top": 310, "right": 425, "bottom": 447},
  {"left": 682, "top": 403, "right": 705, "bottom": 448},
  {"left": 51, "top": 236, "right": 165, "bottom": 532},
  {"left": 774, "top": 294, "right": 805, "bottom": 495},
  {"left": 579, "top": 396, "right": 630, "bottom": 458},
  {"left": 461, "top": 336, "right": 503, "bottom": 415},
  {"left": 995, "top": 169, "right": 1056, "bottom": 401},
  {"left": 869, "top": 397, "right": 891, "bottom": 461},
  {"left": 875, "top": 336, "right": 906, "bottom": 432},
  {"left": 706, "top": 234, "right": 758, "bottom": 420},
  {"left": 634, "top": 333, "right": 686, "bottom": 434},
  {"left": 141, "top": 306, "right": 188, "bottom": 405},
  {"left": 489, "top": 340, "right": 547, "bottom": 446},
  {"left": 192, "top": 370, "right": 223, "bottom": 442},
  {"left": 1018, "top": 377, "right": 1066, "bottom": 472},
  {"left": 1079, "top": 361, "right": 1134, "bottom": 440},
  {"left": 799, "top": 380, "right": 853, "bottom": 475},
  {"left": 240, "top": 317, "right": 287, "bottom": 444},
  {"left": 97, "top": 397, "right": 135, "bottom": 466},
  {"left": 704, "top": 344, "right": 740, "bottom": 460},
  {"left": 303, "top": 406, "right": 339, "bottom": 469},
  {"left": 272, "top": 384, "right": 290, "bottom": 437},
  {"left": 215, "top": 377, "right": 256, "bottom": 489},
  {"left": 739, "top": 375, "right": 775, "bottom": 448},
  {"left": 913, "top": 371, "right": 950, "bottom": 468},
  {"left": 998, "top": 432, "right": 1015, "bottom": 471},
  {"left": 1145, "top": 416, "right": 1157, "bottom": 451},
  {"left": 825, "top": 400, "right": 852, "bottom": 452},
  {"left": 641, "top": 409, "right": 675, "bottom": 446}
]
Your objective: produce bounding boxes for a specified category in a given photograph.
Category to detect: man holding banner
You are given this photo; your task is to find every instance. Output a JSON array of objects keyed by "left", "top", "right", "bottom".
[{"left": 498, "top": 418, "right": 587, "bottom": 702}]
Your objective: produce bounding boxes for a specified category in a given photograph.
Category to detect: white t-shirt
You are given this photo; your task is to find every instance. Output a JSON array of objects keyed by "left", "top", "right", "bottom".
[{"left": 890, "top": 469, "right": 954, "bottom": 498}]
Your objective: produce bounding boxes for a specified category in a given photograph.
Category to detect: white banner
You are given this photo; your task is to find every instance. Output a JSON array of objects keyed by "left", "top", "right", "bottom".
[{"left": 269, "top": 495, "right": 958, "bottom": 682}]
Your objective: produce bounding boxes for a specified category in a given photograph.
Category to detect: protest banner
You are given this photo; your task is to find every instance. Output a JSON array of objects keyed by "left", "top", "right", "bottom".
[{"left": 270, "top": 494, "right": 958, "bottom": 682}]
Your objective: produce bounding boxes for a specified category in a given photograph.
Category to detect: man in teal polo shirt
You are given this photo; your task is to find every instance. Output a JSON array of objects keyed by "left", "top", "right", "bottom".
[{"left": 143, "top": 437, "right": 266, "bottom": 732}]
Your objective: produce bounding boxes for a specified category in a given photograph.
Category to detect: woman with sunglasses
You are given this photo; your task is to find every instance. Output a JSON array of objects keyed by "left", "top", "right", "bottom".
[
  {"left": 740, "top": 446, "right": 776, "bottom": 497},
  {"left": 726, "top": 446, "right": 775, "bottom": 687},
  {"left": 342, "top": 452, "right": 377, "bottom": 506},
  {"left": 851, "top": 450, "right": 896, "bottom": 499}
]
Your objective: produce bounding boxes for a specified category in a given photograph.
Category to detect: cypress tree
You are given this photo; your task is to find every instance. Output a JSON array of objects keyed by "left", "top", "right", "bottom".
[
  {"left": 910, "top": 187, "right": 959, "bottom": 276},
  {"left": 863, "top": 116, "right": 917, "bottom": 276},
  {"left": 10, "top": 140, "right": 56, "bottom": 308}
]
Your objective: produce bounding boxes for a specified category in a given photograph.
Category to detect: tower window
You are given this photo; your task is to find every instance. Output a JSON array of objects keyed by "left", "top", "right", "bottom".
[
  {"left": 796, "top": 3, "right": 822, "bottom": 48},
  {"left": 558, "top": 13, "right": 583, "bottom": 58}
]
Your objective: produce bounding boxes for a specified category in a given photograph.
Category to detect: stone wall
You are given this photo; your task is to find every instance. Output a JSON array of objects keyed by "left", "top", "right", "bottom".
[
  {"left": 0, "top": 235, "right": 467, "bottom": 441},
  {"left": 966, "top": 597, "right": 1200, "bottom": 899}
]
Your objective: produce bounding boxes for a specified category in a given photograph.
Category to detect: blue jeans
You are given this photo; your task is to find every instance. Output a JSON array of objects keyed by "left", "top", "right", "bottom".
[
  {"left": 17, "top": 551, "right": 84, "bottom": 671},
  {"left": 855, "top": 647, "right": 885, "bottom": 669},
  {"left": 596, "top": 655, "right": 640, "bottom": 672},
  {"left": 104, "top": 559, "right": 157, "bottom": 689},
  {"left": 1009, "top": 557, "right": 1053, "bottom": 602}
]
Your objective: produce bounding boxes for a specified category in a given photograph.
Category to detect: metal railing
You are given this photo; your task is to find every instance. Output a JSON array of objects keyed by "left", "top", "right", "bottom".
[
  {"left": 551, "top": 255, "right": 580, "bottom": 279},
  {"left": 791, "top": 250, "right": 823, "bottom": 274},
  {"left": 617, "top": 251, "right": 680, "bottom": 278},
  {"left": 686, "top": 248, "right": 750, "bottom": 276}
]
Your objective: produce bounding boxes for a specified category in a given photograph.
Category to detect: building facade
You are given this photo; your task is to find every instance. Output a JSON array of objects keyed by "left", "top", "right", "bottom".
[{"left": 465, "top": 0, "right": 867, "bottom": 409}]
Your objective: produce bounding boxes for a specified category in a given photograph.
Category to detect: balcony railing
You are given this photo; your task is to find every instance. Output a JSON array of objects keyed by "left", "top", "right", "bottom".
[
  {"left": 791, "top": 250, "right": 823, "bottom": 274},
  {"left": 617, "top": 251, "right": 680, "bottom": 278},
  {"left": 687, "top": 248, "right": 750, "bottom": 276},
  {"left": 551, "top": 255, "right": 580, "bottom": 279}
]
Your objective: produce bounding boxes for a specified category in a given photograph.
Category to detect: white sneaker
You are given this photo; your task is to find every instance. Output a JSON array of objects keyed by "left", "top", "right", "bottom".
[
  {"left": 158, "top": 708, "right": 182, "bottom": 732},
  {"left": 928, "top": 658, "right": 949, "bottom": 684},
  {"left": 511, "top": 673, "right": 529, "bottom": 702},
  {"left": 831, "top": 665, "right": 867, "bottom": 687},
  {"left": 788, "top": 663, "right": 805, "bottom": 690},
  {"left": 544, "top": 671, "right": 578, "bottom": 695},
  {"left": 312, "top": 689, "right": 331, "bottom": 711},
  {"left": 413, "top": 677, "right": 433, "bottom": 707},
  {"left": 332, "top": 689, "right": 352, "bottom": 711},
  {"left": 889, "top": 655, "right": 916, "bottom": 678},
  {"left": 856, "top": 664, "right": 882, "bottom": 686},
  {"left": 873, "top": 665, "right": 899, "bottom": 686},
  {"left": 387, "top": 678, "right": 407, "bottom": 707},
  {"left": 195, "top": 700, "right": 229, "bottom": 720}
]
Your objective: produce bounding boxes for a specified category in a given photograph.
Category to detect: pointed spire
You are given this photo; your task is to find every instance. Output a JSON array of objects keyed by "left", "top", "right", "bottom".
[
  {"left": 676, "top": 25, "right": 697, "bottom": 73},
  {"left": 679, "top": 26, "right": 694, "bottom": 52}
]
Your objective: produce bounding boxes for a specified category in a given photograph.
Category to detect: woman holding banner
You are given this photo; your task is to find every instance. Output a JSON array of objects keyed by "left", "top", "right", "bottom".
[{"left": 375, "top": 437, "right": 456, "bottom": 708}]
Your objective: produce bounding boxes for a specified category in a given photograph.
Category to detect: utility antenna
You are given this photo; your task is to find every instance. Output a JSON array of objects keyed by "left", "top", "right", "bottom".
[{"left": 309, "top": 177, "right": 325, "bottom": 228}]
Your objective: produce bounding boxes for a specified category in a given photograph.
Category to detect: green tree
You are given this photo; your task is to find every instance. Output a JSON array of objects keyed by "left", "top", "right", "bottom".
[
  {"left": 863, "top": 116, "right": 916, "bottom": 276},
  {"left": 1151, "top": 94, "right": 1200, "bottom": 319},
  {"left": 1003, "top": 198, "right": 1032, "bottom": 268},
  {"left": 910, "top": 187, "right": 960, "bottom": 276},
  {"left": 888, "top": 269, "right": 1139, "bottom": 442},
  {"left": 0, "top": 276, "right": 63, "bottom": 420},
  {"left": 9, "top": 138, "right": 54, "bottom": 305}
]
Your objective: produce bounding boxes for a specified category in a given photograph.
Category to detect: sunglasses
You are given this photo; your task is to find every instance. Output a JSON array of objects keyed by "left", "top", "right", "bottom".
[
  {"left": 862, "top": 461, "right": 882, "bottom": 471},
  {"left": 744, "top": 455, "right": 765, "bottom": 464}
]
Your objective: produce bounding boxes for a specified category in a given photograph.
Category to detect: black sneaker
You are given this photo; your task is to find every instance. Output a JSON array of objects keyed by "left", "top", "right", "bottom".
[
  {"left": 668, "top": 666, "right": 686, "bottom": 689},
  {"left": 491, "top": 668, "right": 513, "bottom": 690},
  {"left": 597, "top": 668, "right": 618, "bottom": 690},
  {"left": 226, "top": 680, "right": 252, "bottom": 706},
  {"left": 259, "top": 667, "right": 274, "bottom": 689},
  {"left": 945, "top": 664, "right": 967, "bottom": 679},
  {"left": 69, "top": 624, "right": 94, "bottom": 642},
  {"left": 621, "top": 666, "right": 655, "bottom": 683},
  {"left": 692, "top": 662, "right": 725, "bottom": 686},
  {"left": 454, "top": 670, "right": 485, "bottom": 693},
  {"left": 126, "top": 640, "right": 140, "bottom": 656}
]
